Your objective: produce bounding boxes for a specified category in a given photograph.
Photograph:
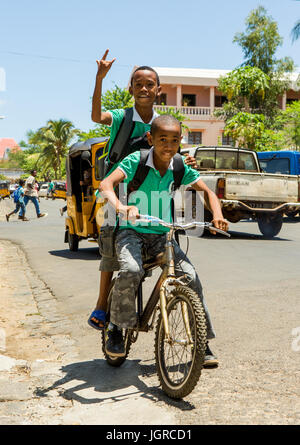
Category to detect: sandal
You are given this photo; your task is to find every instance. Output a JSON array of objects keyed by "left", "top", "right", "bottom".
[{"left": 88, "top": 310, "right": 106, "bottom": 331}]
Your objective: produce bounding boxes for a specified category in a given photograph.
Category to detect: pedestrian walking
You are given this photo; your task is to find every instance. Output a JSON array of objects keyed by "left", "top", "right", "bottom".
[
  {"left": 46, "top": 179, "right": 55, "bottom": 200},
  {"left": 6, "top": 179, "right": 28, "bottom": 221},
  {"left": 19, "top": 170, "right": 46, "bottom": 219}
]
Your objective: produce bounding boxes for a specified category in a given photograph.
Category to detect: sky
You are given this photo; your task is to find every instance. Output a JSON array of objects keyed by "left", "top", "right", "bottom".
[{"left": 0, "top": 0, "right": 300, "bottom": 144}]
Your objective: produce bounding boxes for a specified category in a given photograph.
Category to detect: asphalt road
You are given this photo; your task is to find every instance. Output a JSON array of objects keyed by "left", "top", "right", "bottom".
[{"left": 1, "top": 197, "right": 300, "bottom": 424}]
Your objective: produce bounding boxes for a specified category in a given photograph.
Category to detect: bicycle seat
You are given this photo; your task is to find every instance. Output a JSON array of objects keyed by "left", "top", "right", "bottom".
[{"left": 143, "top": 252, "right": 165, "bottom": 271}]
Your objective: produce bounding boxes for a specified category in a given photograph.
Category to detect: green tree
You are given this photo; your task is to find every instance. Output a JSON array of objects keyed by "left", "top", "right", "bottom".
[
  {"left": 275, "top": 101, "right": 300, "bottom": 149},
  {"left": 216, "top": 66, "right": 270, "bottom": 120},
  {"left": 291, "top": 0, "right": 300, "bottom": 42},
  {"left": 224, "top": 112, "right": 265, "bottom": 150},
  {"left": 291, "top": 20, "right": 300, "bottom": 42},
  {"left": 233, "top": 6, "right": 294, "bottom": 125},
  {"left": 33, "top": 119, "right": 79, "bottom": 179}
]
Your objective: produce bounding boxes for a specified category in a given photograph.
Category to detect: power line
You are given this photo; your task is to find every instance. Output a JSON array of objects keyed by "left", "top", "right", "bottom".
[{"left": 0, "top": 50, "right": 131, "bottom": 68}]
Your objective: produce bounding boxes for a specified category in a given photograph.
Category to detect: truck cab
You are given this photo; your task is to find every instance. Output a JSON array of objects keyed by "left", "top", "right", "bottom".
[{"left": 257, "top": 151, "right": 300, "bottom": 176}]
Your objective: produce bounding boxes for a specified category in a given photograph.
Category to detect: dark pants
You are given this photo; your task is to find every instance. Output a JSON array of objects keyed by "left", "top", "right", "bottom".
[{"left": 13, "top": 202, "right": 26, "bottom": 215}]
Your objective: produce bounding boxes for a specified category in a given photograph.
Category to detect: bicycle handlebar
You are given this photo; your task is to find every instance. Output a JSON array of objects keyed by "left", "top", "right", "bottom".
[{"left": 137, "top": 214, "right": 230, "bottom": 237}]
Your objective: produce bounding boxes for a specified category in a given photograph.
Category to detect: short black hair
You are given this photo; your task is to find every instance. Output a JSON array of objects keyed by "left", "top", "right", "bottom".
[
  {"left": 19, "top": 179, "right": 25, "bottom": 186},
  {"left": 151, "top": 114, "right": 181, "bottom": 136},
  {"left": 130, "top": 66, "right": 160, "bottom": 86},
  {"left": 30, "top": 169, "right": 37, "bottom": 175}
]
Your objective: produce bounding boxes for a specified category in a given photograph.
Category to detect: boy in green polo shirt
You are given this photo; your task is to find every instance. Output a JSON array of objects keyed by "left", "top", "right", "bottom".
[
  {"left": 89, "top": 50, "right": 196, "bottom": 334},
  {"left": 99, "top": 115, "right": 228, "bottom": 359}
]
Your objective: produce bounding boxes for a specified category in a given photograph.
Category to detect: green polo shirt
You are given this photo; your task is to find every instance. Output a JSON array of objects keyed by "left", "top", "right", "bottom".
[{"left": 117, "top": 149, "right": 200, "bottom": 234}]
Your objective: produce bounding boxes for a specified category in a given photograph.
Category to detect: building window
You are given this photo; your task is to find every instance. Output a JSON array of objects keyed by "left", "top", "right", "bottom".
[
  {"left": 156, "top": 93, "right": 167, "bottom": 105},
  {"left": 215, "top": 95, "right": 227, "bottom": 107},
  {"left": 188, "top": 131, "right": 202, "bottom": 145},
  {"left": 182, "top": 94, "right": 196, "bottom": 106},
  {"left": 222, "top": 133, "right": 233, "bottom": 146}
]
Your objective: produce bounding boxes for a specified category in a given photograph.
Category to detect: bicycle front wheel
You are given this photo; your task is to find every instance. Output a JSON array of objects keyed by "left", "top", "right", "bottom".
[{"left": 155, "top": 286, "right": 207, "bottom": 399}]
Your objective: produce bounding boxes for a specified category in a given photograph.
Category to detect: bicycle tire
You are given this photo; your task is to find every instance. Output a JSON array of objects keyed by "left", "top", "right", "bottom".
[
  {"left": 101, "top": 280, "right": 132, "bottom": 367},
  {"left": 155, "top": 285, "right": 207, "bottom": 399}
]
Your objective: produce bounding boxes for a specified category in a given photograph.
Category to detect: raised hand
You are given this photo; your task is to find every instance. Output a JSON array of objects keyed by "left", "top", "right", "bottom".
[{"left": 96, "top": 49, "right": 116, "bottom": 79}]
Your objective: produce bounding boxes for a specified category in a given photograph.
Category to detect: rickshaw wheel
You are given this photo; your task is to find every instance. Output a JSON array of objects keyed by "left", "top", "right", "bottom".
[{"left": 67, "top": 230, "right": 79, "bottom": 251}]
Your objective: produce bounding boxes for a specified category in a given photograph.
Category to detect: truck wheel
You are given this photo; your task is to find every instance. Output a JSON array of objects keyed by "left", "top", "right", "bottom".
[
  {"left": 257, "top": 214, "right": 283, "bottom": 238},
  {"left": 67, "top": 230, "right": 79, "bottom": 251}
]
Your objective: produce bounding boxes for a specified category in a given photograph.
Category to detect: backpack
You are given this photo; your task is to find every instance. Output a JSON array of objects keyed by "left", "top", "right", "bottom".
[
  {"left": 12, "top": 187, "right": 21, "bottom": 204},
  {"left": 104, "top": 107, "right": 152, "bottom": 175},
  {"left": 126, "top": 150, "right": 185, "bottom": 245},
  {"left": 127, "top": 149, "right": 185, "bottom": 195}
]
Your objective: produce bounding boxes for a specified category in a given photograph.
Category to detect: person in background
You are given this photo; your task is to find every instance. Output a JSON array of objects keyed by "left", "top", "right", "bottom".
[
  {"left": 6, "top": 179, "right": 28, "bottom": 222},
  {"left": 47, "top": 179, "right": 55, "bottom": 199},
  {"left": 19, "top": 170, "right": 46, "bottom": 219}
]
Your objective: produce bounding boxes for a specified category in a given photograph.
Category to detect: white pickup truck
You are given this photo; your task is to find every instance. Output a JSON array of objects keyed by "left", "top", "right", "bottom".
[{"left": 177, "top": 146, "right": 300, "bottom": 238}]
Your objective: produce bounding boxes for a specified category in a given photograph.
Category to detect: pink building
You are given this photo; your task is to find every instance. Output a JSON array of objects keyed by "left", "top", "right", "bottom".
[
  {"left": 0, "top": 138, "right": 21, "bottom": 159},
  {"left": 148, "top": 67, "right": 300, "bottom": 147}
]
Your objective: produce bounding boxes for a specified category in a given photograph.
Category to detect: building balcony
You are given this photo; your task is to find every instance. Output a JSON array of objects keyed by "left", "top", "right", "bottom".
[{"left": 153, "top": 105, "right": 224, "bottom": 120}]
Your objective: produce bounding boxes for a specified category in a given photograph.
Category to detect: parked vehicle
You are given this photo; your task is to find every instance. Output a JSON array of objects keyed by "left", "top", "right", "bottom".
[
  {"left": 9, "top": 183, "right": 17, "bottom": 194},
  {"left": 64, "top": 137, "right": 109, "bottom": 251},
  {"left": 176, "top": 146, "right": 300, "bottom": 238},
  {"left": 257, "top": 150, "right": 300, "bottom": 176},
  {"left": 38, "top": 184, "right": 49, "bottom": 198},
  {"left": 52, "top": 181, "right": 66, "bottom": 200},
  {"left": 257, "top": 151, "right": 300, "bottom": 218},
  {"left": 0, "top": 180, "right": 10, "bottom": 200}
]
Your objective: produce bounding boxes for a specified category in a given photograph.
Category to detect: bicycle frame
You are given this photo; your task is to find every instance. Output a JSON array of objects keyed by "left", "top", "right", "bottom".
[
  {"left": 130, "top": 215, "right": 229, "bottom": 342},
  {"left": 136, "top": 227, "right": 192, "bottom": 344}
]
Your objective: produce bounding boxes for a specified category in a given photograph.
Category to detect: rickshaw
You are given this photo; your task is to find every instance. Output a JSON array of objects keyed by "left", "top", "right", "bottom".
[
  {"left": 64, "top": 137, "right": 109, "bottom": 251},
  {"left": 0, "top": 180, "right": 10, "bottom": 200},
  {"left": 53, "top": 181, "right": 67, "bottom": 200}
]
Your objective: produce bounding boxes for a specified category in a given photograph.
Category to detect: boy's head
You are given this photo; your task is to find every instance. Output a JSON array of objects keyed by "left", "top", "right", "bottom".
[
  {"left": 147, "top": 115, "right": 182, "bottom": 163},
  {"left": 31, "top": 169, "right": 37, "bottom": 177},
  {"left": 19, "top": 179, "right": 25, "bottom": 187},
  {"left": 129, "top": 66, "right": 161, "bottom": 106}
]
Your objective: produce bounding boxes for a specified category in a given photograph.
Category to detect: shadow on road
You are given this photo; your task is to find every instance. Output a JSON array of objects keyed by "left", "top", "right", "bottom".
[
  {"left": 283, "top": 216, "right": 300, "bottom": 224},
  {"left": 48, "top": 248, "right": 100, "bottom": 260},
  {"left": 189, "top": 231, "right": 291, "bottom": 242},
  {"left": 35, "top": 359, "right": 194, "bottom": 411}
]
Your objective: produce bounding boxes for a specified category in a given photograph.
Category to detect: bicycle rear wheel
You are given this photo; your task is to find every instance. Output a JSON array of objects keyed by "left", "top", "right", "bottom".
[{"left": 155, "top": 286, "right": 207, "bottom": 399}]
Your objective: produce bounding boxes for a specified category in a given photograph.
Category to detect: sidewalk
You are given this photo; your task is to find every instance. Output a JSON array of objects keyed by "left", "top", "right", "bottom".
[
  {"left": 0, "top": 239, "right": 78, "bottom": 424},
  {"left": 0, "top": 236, "right": 176, "bottom": 425}
]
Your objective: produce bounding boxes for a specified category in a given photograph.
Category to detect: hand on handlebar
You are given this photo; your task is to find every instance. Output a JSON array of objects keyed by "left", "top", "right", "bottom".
[
  {"left": 210, "top": 217, "right": 229, "bottom": 235},
  {"left": 118, "top": 205, "right": 140, "bottom": 223}
]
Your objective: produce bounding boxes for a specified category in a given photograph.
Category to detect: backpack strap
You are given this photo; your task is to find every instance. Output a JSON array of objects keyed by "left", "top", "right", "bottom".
[
  {"left": 106, "top": 108, "right": 135, "bottom": 173},
  {"left": 127, "top": 149, "right": 150, "bottom": 195},
  {"left": 171, "top": 154, "right": 185, "bottom": 246},
  {"left": 172, "top": 153, "right": 185, "bottom": 192}
]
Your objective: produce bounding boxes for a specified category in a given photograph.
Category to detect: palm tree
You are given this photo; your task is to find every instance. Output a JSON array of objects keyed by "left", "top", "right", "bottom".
[
  {"left": 291, "top": 20, "right": 300, "bottom": 42},
  {"left": 291, "top": 1, "right": 300, "bottom": 42},
  {"left": 37, "top": 119, "right": 79, "bottom": 179}
]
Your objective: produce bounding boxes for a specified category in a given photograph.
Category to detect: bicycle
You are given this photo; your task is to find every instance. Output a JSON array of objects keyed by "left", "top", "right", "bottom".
[{"left": 102, "top": 215, "right": 230, "bottom": 399}]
